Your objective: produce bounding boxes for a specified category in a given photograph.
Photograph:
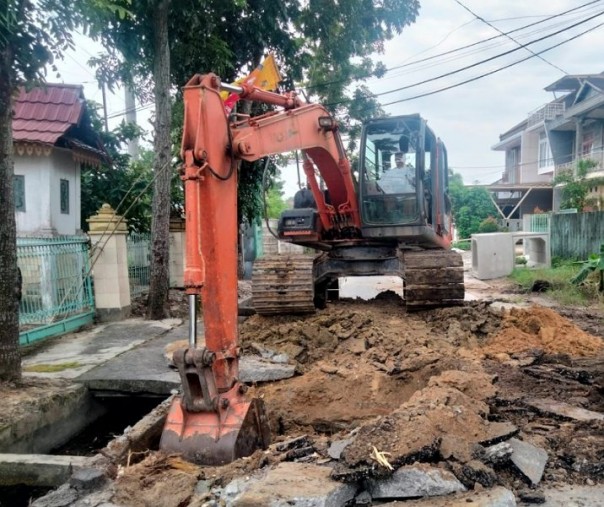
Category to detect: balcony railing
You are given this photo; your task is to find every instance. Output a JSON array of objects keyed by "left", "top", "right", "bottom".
[
  {"left": 527, "top": 102, "right": 565, "bottom": 127},
  {"left": 554, "top": 148, "right": 604, "bottom": 177}
]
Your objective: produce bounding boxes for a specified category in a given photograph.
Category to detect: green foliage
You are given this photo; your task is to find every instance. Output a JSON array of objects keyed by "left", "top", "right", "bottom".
[
  {"left": 266, "top": 187, "right": 288, "bottom": 219},
  {"left": 449, "top": 170, "right": 498, "bottom": 239},
  {"left": 571, "top": 244, "right": 604, "bottom": 291},
  {"left": 81, "top": 101, "right": 182, "bottom": 233},
  {"left": 553, "top": 159, "right": 600, "bottom": 211},
  {"left": 478, "top": 216, "right": 499, "bottom": 233},
  {"left": 85, "top": 0, "right": 420, "bottom": 225},
  {"left": 509, "top": 261, "right": 598, "bottom": 306},
  {"left": 452, "top": 240, "right": 471, "bottom": 251}
]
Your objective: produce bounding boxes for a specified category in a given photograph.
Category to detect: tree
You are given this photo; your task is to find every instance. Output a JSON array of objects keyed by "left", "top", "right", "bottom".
[
  {"left": 0, "top": 0, "right": 120, "bottom": 380},
  {"left": 553, "top": 159, "right": 600, "bottom": 211},
  {"left": 86, "top": 0, "right": 420, "bottom": 317},
  {"left": 449, "top": 170, "right": 498, "bottom": 239},
  {"left": 0, "top": 1, "right": 84, "bottom": 382}
]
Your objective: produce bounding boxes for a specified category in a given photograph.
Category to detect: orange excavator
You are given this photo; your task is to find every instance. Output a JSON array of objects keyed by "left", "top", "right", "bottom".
[{"left": 160, "top": 73, "right": 464, "bottom": 464}]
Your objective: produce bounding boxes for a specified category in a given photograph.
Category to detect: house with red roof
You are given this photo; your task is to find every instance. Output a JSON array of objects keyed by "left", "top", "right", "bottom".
[{"left": 13, "top": 84, "right": 104, "bottom": 236}]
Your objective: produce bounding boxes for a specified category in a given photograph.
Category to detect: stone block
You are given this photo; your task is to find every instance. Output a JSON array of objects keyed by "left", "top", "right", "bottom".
[
  {"left": 232, "top": 462, "right": 357, "bottom": 507},
  {"left": 367, "top": 464, "right": 466, "bottom": 499},
  {"left": 239, "top": 356, "right": 296, "bottom": 383},
  {"left": 327, "top": 438, "right": 355, "bottom": 460}
]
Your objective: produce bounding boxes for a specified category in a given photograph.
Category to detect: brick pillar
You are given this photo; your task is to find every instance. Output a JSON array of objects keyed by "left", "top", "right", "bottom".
[
  {"left": 169, "top": 216, "right": 186, "bottom": 288},
  {"left": 87, "top": 204, "right": 131, "bottom": 321}
]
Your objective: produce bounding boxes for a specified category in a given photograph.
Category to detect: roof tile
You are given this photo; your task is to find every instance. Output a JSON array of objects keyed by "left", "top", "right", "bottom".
[{"left": 13, "top": 84, "right": 85, "bottom": 144}]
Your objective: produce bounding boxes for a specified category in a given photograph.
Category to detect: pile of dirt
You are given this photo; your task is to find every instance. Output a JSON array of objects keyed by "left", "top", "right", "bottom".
[
  {"left": 481, "top": 306, "right": 604, "bottom": 358},
  {"left": 339, "top": 370, "right": 510, "bottom": 471}
]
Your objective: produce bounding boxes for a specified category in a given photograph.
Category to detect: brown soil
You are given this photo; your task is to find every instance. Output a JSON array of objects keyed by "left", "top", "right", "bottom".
[
  {"left": 11, "top": 283, "right": 604, "bottom": 506},
  {"left": 481, "top": 306, "right": 604, "bottom": 358}
]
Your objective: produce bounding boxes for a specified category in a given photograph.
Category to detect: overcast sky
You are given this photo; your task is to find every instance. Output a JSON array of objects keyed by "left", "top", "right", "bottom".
[{"left": 55, "top": 0, "right": 604, "bottom": 195}]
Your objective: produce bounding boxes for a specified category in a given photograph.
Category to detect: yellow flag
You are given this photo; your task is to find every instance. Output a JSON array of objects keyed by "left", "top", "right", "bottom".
[{"left": 221, "top": 54, "right": 282, "bottom": 112}]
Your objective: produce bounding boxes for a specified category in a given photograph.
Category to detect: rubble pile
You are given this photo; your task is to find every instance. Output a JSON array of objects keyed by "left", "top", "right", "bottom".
[{"left": 32, "top": 299, "right": 604, "bottom": 507}]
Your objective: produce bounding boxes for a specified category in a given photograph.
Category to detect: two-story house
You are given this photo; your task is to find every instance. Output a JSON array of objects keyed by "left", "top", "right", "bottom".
[
  {"left": 13, "top": 84, "right": 104, "bottom": 236},
  {"left": 491, "top": 71, "right": 604, "bottom": 219}
]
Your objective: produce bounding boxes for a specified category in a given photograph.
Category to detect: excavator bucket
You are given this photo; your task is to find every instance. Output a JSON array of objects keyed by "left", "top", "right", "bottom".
[{"left": 160, "top": 383, "right": 271, "bottom": 466}]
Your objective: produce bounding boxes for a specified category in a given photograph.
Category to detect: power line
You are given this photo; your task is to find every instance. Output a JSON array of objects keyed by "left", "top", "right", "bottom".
[
  {"left": 451, "top": 0, "right": 567, "bottom": 74},
  {"left": 378, "top": 21, "right": 604, "bottom": 107},
  {"left": 301, "top": 0, "right": 601, "bottom": 92},
  {"left": 360, "top": 10, "right": 604, "bottom": 102},
  {"left": 375, "top": 10, "right": 595, "bottom": 82}
]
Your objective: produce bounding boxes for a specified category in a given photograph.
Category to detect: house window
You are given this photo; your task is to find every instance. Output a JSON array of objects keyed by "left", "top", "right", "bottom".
[
  {"left": 60, "top": 179, "right": 69, "bottom": 214},
  {"left": 506, "top": 148, "right": 519, "bottom": 183},
  {"left": 13, "top": 175, "right": 25, "bottom": 212},
  {"left": 582, "top": 131, "right": 594, "bottom": 157},
  {"left": 538, "top": 132, "right": 552, "bottom": 168}
]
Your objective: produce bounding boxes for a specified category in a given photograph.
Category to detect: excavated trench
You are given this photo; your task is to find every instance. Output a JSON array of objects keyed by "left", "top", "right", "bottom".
[{"left": 0, "top": 392, "right": 168, "bottom": 506}]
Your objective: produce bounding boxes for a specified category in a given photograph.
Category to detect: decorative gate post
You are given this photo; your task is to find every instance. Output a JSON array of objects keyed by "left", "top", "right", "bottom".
[{"left": 87, "top": 204, "right": 131, "bottom": 321}]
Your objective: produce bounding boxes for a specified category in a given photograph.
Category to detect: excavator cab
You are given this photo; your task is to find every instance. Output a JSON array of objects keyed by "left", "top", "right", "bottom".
[
  {"left": 359, "top": 115, "right": 425, "bottom": 227},
  {"left": 358, "top": 115, "right": 452, "bottom": 243}
]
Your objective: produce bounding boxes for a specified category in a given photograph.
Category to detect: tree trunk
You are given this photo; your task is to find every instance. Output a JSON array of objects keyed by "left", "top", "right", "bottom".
[
  {"left": 0, "top": 45, "right": 22, "bottom": 381},
  {"left": 147, "top": 0, "right": 172, "bottom": 320}
]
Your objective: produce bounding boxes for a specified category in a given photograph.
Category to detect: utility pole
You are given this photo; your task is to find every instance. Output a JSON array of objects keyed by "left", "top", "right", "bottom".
[
  {"left": 100, "top": 82, "right": 109, "bottom": 133},
  {"left": 125, "top": 86, "right": 140, "bottom": 160}
]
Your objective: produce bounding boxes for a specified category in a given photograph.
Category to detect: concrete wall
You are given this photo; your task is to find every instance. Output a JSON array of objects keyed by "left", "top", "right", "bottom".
[
  {"left": 14, "top": 154, "right": 52, "bottom": 234},
  {"left": 50, "top": 148, "right": 81, "bottom": 235},
  {"left": 14, "top": 148, "right": 81, "bottom": 236},
  {"left": 521, "top": 129, "right": 553, "bottom": 183}
]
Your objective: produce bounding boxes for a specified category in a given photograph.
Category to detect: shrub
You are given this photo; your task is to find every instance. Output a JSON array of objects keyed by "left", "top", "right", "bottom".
[{"left": 478, "top": 216, "right": 499, "bottom": 233}]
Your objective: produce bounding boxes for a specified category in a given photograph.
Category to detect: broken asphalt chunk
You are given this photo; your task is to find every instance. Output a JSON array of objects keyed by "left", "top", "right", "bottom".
[
  {"left": 508, "top": 437, "right": 548, "bottom": 485},
  {"left": 525, "top": 398, "right": 604, "bottom": 422},
  {"left": 366, "top": 464, "right": 466, "bottom": 500},
  {"left": 328, "top": 437, "right": 355, "bottom": 460}
]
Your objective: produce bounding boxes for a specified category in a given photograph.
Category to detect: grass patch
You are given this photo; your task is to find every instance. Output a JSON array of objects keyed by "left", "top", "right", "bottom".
[
  {"left": 23, "top": 361, "right": 82, "bottom": 373},
  {"left": 509, "top": 261, "right": 601, "bottom": 306},
  {"left": 452, "top": 240, "right": 471, "bottom": 251}
]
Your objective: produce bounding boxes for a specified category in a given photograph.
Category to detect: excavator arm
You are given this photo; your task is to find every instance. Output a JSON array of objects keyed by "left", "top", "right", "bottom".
[{"left": 160, "top": 73, "right": 360, "bottom": 464}]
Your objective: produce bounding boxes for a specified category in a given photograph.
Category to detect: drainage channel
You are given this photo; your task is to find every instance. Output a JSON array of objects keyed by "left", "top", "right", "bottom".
[{"left": 0, "top": 392, "right": 167, "bottom": 507}]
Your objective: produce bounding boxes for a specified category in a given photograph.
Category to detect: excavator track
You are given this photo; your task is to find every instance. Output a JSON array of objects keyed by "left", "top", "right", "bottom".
[
  {"left": 403, "top": 250, "right": 465, "bottom": 309},
  {"left": 252, "top": 254, "right": 316, "bottom": 315}
]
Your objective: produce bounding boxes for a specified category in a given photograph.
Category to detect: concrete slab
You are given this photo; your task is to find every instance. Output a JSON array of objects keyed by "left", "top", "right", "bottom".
[
  {"left": 508, "top": 438, "right": 548, "bottom": 485},
  {"left": 23, "top": 318, "right": 181, "bottom": 380},
  {"left": 77, "top": 323, "right": 297, "bottom": 395},
  {"left": 339, "top": 276, "right": 404, "bottom": 300},
  {"left": 0, "top": 454, "right": 90, "bottom": 486},
  {"left": 526, "top": 398, "right": 604, "bottom": 422}
]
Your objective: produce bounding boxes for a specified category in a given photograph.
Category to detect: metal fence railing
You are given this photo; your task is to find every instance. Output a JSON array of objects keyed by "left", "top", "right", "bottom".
[
  {"left": 523, "top": 213, "right": 551, "bottom": 233},
  {"left": 127, "top": 233, "right": 151, "bottom": 298},
  {"left": 17, "top": 236, "right": 95, "bottom": 331}
]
